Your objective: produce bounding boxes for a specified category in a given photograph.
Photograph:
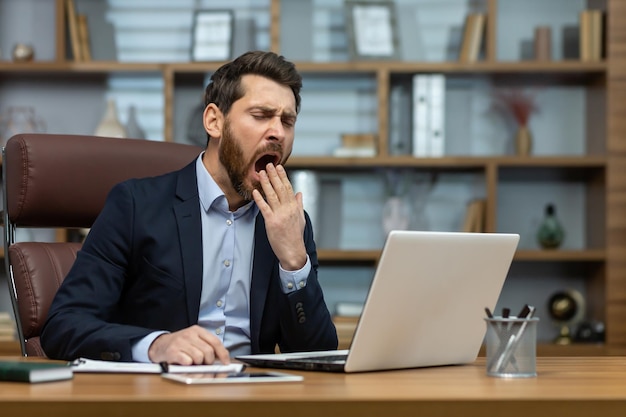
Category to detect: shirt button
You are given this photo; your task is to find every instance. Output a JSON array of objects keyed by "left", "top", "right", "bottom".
[
  {"left": 287, "top": 282, "right": 294, "bottom": 290},
  {"left": 226, "top": 219, "right": 232, "bottom": 226},
  {"left": 216, "top": 328, "right": 222, "bottom": 335},
  {"left": 298, "top": 281, "right": 305, "bottom": 288},
  {"left": 216, "top": 300, "right": 223, "bottom": 308},
  {"left": 224, "top": 259, "right": 231, "bottom": 267}
]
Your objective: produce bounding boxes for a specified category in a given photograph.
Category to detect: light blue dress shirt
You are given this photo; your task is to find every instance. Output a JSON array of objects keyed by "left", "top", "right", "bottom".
[{"left": 131, "top": 154, "right": 310, "bottom": 362}]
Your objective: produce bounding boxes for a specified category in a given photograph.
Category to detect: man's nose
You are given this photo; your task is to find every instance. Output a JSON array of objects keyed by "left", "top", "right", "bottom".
[{"left": 267, "top": 116, "right": 285, "bottom": 141}]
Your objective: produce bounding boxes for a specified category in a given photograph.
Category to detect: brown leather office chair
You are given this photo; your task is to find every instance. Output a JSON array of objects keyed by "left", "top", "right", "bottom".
[{"left": 2, "top": 133, "right": 202, "bottom": 356}]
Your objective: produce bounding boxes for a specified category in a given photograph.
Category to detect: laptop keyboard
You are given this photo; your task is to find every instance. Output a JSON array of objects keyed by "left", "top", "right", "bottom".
[{"left": 292, "top": 354, "right": 348, "bottom": 364}]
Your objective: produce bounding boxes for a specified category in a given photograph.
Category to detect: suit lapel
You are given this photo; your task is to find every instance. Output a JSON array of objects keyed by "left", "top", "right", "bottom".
[
  {"left": 174, "top": 162, "right": 203, "bottom": 325},
  {"left": 250, "top": 214, "right": 274, "bottom": 352}
]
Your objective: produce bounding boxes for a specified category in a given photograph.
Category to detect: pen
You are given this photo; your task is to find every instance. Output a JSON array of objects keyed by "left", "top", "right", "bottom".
[
  {"left": 159, "top": 362, "right": 169, "bottom": 373},
  {"left": 496, "top": 305, "right": 536, "bottom": 373}
]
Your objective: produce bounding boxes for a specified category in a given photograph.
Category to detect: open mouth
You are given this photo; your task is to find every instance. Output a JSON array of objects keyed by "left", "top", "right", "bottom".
[{"left": 254, "top": 153, "right": 281, "bottom": 173}]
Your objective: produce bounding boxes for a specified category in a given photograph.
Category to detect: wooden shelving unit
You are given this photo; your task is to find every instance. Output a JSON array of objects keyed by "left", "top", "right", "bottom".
[{"left": 1, "top": 0, "right": 625, "bottom": 355}]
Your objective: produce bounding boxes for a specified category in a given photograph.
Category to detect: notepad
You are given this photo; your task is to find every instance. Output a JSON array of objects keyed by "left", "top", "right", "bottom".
[{"left": 71, "top": 358, "right": 244, "bottom": 374}]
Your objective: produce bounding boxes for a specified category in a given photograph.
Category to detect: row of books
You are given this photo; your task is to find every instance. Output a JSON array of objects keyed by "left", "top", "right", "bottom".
[
  {"left": 580, "top": 9, "right": 604, "bottom": 61},
  {"left": 66, "top": 0, "right": 92, "bottom": 61}
]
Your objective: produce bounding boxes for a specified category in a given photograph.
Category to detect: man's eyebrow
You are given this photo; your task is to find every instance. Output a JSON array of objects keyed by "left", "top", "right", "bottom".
[{"left": 251, "top": 106, "right": 297, "bottom": 119}]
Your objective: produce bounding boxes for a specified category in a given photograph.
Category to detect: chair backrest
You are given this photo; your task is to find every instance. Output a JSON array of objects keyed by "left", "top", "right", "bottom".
[{"left": 2, "top": 133, "right": 202, "bottom": 356}]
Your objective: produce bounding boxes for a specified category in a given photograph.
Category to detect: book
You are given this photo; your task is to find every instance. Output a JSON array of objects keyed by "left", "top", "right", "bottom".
[
  {"left": 458, "top": 14, "right": 475, "bottom": 62},
  {"left": 77, "top": 14, "right": 92, "bottom": 61},
  {"left": 388, "top": 83, "right": 412, "bottom": 155},
  {"left": 589, "top": 10, "right": 604, "bottom": 61},
  {"left": 428, "top": 74, "right": 446, "bottom": 157},
  {"left": 412, "top": 74, "right": 429, "bottom": 157},
  {"left": 459, "top": 14, "right": 485, "bottom": 63},
  {"left": 579, "top": 10, "right": 603, "bottom": 61},
  {"left": 467, "top": 14, "right": 486, "bottom": 62},
  {"left": 412, "top": 74, "right": 446, "bottom": 157},
  {"left": 0, "top": 361, "right": 73, "bottom": 383},
  {"left": 65, "top": 0, "right": 82, "bottom": 61},
  {"left": 462, "top": 199, "right": 486, "bottom": 233}
]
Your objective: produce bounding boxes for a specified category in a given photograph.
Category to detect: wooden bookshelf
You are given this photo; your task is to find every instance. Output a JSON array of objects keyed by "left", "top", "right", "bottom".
[{"left": 0, "top": 0, "right": 624, "bottom": 356}]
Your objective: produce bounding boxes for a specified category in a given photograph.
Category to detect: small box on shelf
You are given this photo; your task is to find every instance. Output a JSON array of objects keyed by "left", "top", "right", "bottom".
[{"left": 333, "top": 134, "right": 377, "bottom": 158}]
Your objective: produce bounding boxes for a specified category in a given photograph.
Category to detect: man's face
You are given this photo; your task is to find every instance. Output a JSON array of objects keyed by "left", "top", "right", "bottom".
[{"left": 217, "top": 75, "right": 297, "bottom": 200}]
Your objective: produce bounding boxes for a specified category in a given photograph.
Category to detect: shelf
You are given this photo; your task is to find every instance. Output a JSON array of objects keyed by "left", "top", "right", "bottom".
[
  {"left": 0, "top": 60, "right": 606, "bottom": 76},
  {"left": 318, "top": 249, "right": 606, "bottom": 264},
  {"left": 0, "top": 61, "right": 162, "bottom": 74},
  {"left": 286, "top": 156, "right": 606, "bottom": 170}
]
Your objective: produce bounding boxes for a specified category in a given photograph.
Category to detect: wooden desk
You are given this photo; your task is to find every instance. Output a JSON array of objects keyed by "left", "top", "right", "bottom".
[{"left": 1, "top": 357, "right": 626, "bottom": 417}]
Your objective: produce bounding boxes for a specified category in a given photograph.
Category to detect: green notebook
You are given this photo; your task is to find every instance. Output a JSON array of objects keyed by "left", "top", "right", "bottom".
[{"left": 0, "top": 361, "right": 73, "bottom": 383}]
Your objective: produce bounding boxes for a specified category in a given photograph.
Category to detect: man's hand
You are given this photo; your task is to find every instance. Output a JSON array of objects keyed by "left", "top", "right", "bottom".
[
  {"left": 252, "top": 163, "right": 307, "bottom": 271},
  {"left": 148, "top": 325, "right": 230, "bottom": 365}
]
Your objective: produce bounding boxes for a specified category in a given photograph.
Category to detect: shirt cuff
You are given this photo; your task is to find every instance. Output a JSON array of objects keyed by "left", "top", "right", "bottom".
[
  {"left": 279, "top": 255, "right": 311, "bottom": 293},
  {"left": 131, "top": 331, "right": 168, "bottom": 363}
]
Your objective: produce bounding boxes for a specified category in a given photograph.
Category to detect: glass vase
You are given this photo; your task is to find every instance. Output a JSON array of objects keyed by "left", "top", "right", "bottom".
[
  {"left": 537, "top": 203, "right": 565, "bottom": 249},
  {"left": 0, "top": 106, "right": 46, "bottom": 146}
]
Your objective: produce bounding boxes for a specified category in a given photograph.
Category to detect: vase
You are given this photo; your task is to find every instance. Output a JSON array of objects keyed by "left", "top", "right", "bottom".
[
  {"left": 515, "top": 125, "right": 532, "bottom": 156},
  {"left": 537, "top": 203, "right": 565, "bottom": 249},
  {"left": 382, "top": 196, "right": 411, "bottom": 235},
  {"left": 125, "top": 105, "right": 146, "bottom": 139},
  {"left": 0, "top": 106, "right": 46, "bottom": 146},
  {"left": 290, "top": 170, "right": 321, "bottom": 239},
  {"left": 94, "top": 99, "right": 127, "bottom": 138}
]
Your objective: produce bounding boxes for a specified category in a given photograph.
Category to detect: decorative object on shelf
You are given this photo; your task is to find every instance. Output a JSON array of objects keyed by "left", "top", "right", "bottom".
[
  {"left": 345, "top": 0, "right": 399, "bottom": 60},
  {"left": 574, "top": 320, "right": 605, "bottom": 343},
  {"left": 547, "top": 289, "right": 585, "bottom": 345},
  {"left": 11, "top": 43, "right": 35, "bottom": 62},
  {"left": 124, "top": 105, "right": 146, "bottom": 139},
  {"left": 94, "top": 99, "right": 127, "bottom": 138},
  {"left": 290, "top": 170, "right": 321, "bottom": 239},
  {"left": 382, "top": 196, "right": 411, "bottom": 235},
  {"left": 537, "top": 203, "right": 565, "bottom": 249},
  {"left": 0, "top": 106, "right": 46, "bottom": 147},
  {"left": 491, "top": 88, "right": 539, "bottom": 156},
  {"left": 534, "top": 26, "right": 552, "bottom": 61},
  {"left": 382, "top": 169, "right": 412, "bottom": 235},
  {"left": 187, "top": 102, "right": 207, "bottom": 147},
  {"left": 191, "top": 9, "right": 234, "bottom": 61}
]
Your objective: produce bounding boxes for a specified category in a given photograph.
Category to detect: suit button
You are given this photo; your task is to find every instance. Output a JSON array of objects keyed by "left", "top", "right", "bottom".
[{"left": 298, "top": 316, "right": 306, "bottom": 324}]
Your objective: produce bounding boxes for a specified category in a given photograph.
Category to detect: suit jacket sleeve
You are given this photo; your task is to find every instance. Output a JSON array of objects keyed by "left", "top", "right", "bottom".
[
  {"left": 250, "top": 212, "right": 338, "bottom": 354},
  {"left": 41, "top": 172, "right": 196, "bottom": 361}
]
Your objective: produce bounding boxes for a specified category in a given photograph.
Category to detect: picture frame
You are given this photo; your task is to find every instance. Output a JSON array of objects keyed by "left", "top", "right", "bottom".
[
  {"left": 191, "top": 9, "right": 234, "bottom": 62},
  {"left": 345, "top": 0, "right": 400, "bottom": 60}
]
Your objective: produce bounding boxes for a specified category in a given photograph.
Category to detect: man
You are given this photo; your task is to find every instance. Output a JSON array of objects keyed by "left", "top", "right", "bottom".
[{"left": 40, "top": 51, "right": 338, "bottom": 364}]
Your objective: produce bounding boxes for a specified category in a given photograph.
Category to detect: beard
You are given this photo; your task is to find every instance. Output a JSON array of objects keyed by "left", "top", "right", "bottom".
[{"left": 218, "top": 119, "right": 284, "bottom": 201}]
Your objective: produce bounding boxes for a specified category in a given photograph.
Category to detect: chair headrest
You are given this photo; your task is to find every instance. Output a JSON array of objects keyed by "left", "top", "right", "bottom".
[{"left": 4, "top": 133, "right": 202, "bottom": 228}]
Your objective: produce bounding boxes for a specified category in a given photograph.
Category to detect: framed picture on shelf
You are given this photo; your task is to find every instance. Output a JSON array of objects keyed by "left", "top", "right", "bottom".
[
  {"left": 191, "top": 10, "right": 234, "bottom": 62},
  {"left": 345, "top": 0, "right": 399, "bottom": 60}
]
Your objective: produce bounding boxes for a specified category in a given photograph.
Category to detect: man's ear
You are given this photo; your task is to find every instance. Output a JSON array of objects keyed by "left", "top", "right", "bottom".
[{"left": 203, "top": 103, "right": 223, "bottom": 139}]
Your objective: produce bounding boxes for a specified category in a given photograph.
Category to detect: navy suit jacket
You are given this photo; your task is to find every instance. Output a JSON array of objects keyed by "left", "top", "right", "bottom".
[{"left": 41, "top": 160, "right": 338, "bottom": 361}]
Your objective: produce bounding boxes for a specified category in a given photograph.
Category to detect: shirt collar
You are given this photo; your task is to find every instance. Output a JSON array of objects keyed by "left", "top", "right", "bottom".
[{"left": 196, "top": 153, "right": 257, "bottom": 217}]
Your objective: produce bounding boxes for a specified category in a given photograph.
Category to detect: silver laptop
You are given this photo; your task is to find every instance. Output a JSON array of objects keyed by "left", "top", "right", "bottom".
[{"left": 237, "top": 230, "right": 520, "bottom": 373}]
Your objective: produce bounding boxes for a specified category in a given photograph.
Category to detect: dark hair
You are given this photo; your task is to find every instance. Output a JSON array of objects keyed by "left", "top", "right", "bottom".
[{"left": 204, "top": 50, "right": 302, "bottom": 117}]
